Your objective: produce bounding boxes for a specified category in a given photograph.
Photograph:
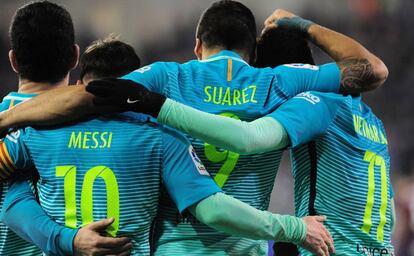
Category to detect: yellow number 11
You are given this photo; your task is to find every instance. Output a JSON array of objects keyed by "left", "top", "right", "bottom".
[{"left": 361, "top": 151, "right": 388, "bottom": 242}]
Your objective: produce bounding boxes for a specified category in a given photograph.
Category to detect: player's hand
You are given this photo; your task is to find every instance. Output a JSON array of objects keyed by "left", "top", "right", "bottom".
[
  {"left": 262, "top": 9, "right": 314, "bottom": 36},
  {"left": 264, "top": 9, "right": 295, "bottom": 28},
  {"left": 74, "top": 218, "right": 133, "bottom": 256},
  {"left": 86, "top": 78, "right": 166, "bottom": 117},
  {"left": 300, "top": 215, "right": 335, "bottom": 256}
]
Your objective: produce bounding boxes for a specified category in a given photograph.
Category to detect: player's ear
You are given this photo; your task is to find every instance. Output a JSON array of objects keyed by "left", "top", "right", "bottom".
[
  {"left": 194, "top": 38, "right": 203, "bottom": 60},
  {"left": 70, "top": 44, "right": 80, "bottom": 70},
  {"left": 8, "top": 50, "right": 19, "bottom": 74}
]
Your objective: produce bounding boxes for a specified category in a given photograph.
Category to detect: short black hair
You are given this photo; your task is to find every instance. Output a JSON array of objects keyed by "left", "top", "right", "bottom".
[
  {"left": 79, "top": 35, "right": 141, "bottom": 82},
  {"left": 196, "top": 0, "right": 256, "bottom": 58},
  {"left": 255, "top": 27, "right": 315, "bottom": 68},
  {"left": 9, "top": 1, "right": 75, "bottom": 83}
]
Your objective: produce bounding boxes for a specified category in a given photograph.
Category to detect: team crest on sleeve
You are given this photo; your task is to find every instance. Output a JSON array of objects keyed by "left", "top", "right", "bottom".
[
  {"left": 295, "top": 92, "right": 320, "bottom": 105},
  {"left": 6, "top": 130, "right": 21, "bottom": 143},
  {"left": 134, "top": 66, "right": 151, "bottom": 74},
  {"left": 284, "top": 63, "right": 319, "bottom": 70},
  {"left": 189, "top": 146, "right": 209, "bottom": 176}
]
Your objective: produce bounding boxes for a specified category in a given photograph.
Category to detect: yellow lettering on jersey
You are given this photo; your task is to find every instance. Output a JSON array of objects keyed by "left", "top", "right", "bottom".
[
  {"left": 82, "top": 132, "right": 91, "bottom": 149},
  {"left": 68, "top": 132, "right": 113, "bottom": 149},
  {"left": 212, "top": 87, "right": 223, "bottom": 104},
  {"left": 352, "top": 115, "right": 387, "bottom": 144},
  {"left": 68, "top": 132, "right": 82, "bottom": 148},
  {"left": 249, "top": 85, "right": 257, "bottom": 103},
  {"left": 204, "top": 85, "right": 257, "bottom": 106},
  {"left": 222, "top": 87, "right": 232, "bottom": 105},
  {"left": 233, "top": 89, "right": 241, "bottom": 105},
  {"left": 204, "top": 86, "right": 212, "bottom": 102}
]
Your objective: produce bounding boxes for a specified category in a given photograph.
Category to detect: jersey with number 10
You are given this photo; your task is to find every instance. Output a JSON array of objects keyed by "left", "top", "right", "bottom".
[
  {"left": 284, "top": 93, "right": 394, "bottom": 255},
  {"left": 122, "top": 50, "right": 341, "bottom": 255},
  {"left": 0, "top": 112, "right": 221, "bottom": 255},
  {"left": 0, "top": 92, "right": 41, "bottom": 256}
]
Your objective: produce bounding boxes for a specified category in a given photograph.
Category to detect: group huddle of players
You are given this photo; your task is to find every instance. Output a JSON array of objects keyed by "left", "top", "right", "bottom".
[{"left": 0, "top": 0, "right": 394, "bottom": 256}]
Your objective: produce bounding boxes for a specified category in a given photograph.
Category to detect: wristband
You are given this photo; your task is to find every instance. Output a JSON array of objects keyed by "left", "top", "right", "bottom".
[{"left": 275, "top": 16, "right": 314, "bottom": 36}]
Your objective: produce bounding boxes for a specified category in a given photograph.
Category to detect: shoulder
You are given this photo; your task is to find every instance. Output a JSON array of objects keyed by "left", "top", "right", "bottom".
[
  {"left": 359, "top": 101, "right": 387, "bottom": 130},
  {"left": 101, "top": 114, "right": 189, "bottom": 147},
  {"left": 146, "top": 61, "right": 180, "bottom": 71},
  {"left": 295, "top": 91, "right": 351, "bottom": 106},
  {"left": 273, "top": 63, "right": 320, "bottom": 74},
  {"left": 124, "top": 61, "right": 180, "bottom": 77},
  {"left": 0, "top": 101, "right": 7, "bottom": 112},
  {"left": 3, "top": 128, "right": 30, "bottom": 148},
  {"left": 158, "top": 125, "right": 190, "bottom": 147}
]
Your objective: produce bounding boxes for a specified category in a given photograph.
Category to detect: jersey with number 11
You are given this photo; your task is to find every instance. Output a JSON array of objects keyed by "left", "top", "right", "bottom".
[{"left": 291, "top": 95, "right": 394, "bottom": 255}]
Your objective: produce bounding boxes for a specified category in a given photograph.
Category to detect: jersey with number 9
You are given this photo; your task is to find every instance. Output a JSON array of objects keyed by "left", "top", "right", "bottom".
[{"left": 121, "top": 50, "right": 342, "bottom": 255}]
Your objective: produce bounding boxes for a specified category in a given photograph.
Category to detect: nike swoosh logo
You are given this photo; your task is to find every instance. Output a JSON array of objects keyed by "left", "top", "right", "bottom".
[{"left": 127, "top": 98, "right": 139, "bottom": 104}]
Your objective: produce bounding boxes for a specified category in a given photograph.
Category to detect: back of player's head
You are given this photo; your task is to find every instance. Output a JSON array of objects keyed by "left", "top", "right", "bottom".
[
  {"left": 196, "top": 0, "right": 256, "bottom": 57},
  {"left": 9, "top": 1, "right": 76, "bottom": 84},
  {"left": 255, "top": 27, "right": 315, "bottom": 68},
  {"left": 79, "top": 35, "right": 141, "bottom": 84}
]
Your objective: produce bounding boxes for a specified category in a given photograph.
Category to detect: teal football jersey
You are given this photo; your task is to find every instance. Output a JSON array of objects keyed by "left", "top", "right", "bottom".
[
  {"left": 269, "top": 92, "right": 394, "bottom": 255},
  {"left": 0, "top": 113, "right": 221, "bottom": 255},
  {"left": 122, "top": 50, "right": 341, "bottom": 255},
  {"left": 0, "top": 92, "right": 41, "bottom": 256}
]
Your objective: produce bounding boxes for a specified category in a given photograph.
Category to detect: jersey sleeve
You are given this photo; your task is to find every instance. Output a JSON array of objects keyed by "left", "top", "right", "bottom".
[
  {"left": 1, "top": 179, "right": 77, "bottom": 255},
  {"left": 273, "top": 63, "right": 341, "bottom": 98},
  {"left": 266, "top": 92, "right": 348, "bottom": 148},
  {"left": 120, "top": 62, "right": 171, "bottom": 95},
  {"left": 160, "top": 127, "right": 222, "bottom": 213},
  {"left": 0, "top": 130, "right": 33, "bottom": 180}
]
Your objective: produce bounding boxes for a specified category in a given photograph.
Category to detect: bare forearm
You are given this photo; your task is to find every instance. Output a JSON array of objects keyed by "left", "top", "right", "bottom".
[
  {"left": 0, "top": 85, "right": 111, "bottom": 130},
  {"left": 309, "top": 25, "right": 371, "bottom": 62},
  {"left": 308, "top": 24, "right": 388, "bottom": 93},
  {"left": 266, "top": 9, "right": 388, "bottom": 94}
]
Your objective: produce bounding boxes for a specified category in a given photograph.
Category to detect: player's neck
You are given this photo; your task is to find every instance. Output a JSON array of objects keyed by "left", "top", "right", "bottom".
[
  {"left": 17, "top": 75, "right": 69, "bottom": 94},
  {"left": 202, "top": 47, "right": 250, "bottom": 63}
]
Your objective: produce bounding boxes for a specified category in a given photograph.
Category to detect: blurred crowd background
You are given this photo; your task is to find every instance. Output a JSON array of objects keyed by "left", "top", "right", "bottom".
[{"left": 0, "top": 0, "right": 412, "bottom": 254}]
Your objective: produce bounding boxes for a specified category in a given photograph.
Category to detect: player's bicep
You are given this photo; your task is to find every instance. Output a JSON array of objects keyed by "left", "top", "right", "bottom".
[
  {"left": 274, "top": 63, "right": 341, "bottom": 98},
  {"left": 0, "top": 131, "right": 33, "bottom": 179},
  {"left": 121, "top": 62, "right": 170, "bottom": 94},
  {"left": 161, "top": 128, "right": 221, "bottom": 213}
]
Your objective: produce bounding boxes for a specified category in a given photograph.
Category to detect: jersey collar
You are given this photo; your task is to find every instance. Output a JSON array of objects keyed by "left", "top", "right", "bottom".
[
  {"left": 200, "top": 50, "right": 249, "bottom": 65},
  {"left": 3, "top": 91, "right": 38, "bottom": 102}
]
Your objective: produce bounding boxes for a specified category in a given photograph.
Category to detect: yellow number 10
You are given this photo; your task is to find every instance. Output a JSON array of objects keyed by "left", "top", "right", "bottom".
[
  {"left": 56, "top": 165, "right": 120, "bottom": 237},
  {"left": 361, "top": 151, "right": 388, "bottom": 242}
]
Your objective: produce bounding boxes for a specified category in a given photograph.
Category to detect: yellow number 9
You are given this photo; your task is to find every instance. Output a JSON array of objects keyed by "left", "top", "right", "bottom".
[{"left": 204, "top": 112, "right": 240, "bottom": 188}]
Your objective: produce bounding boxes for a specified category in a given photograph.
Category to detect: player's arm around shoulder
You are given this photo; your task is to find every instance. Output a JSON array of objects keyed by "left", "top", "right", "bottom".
[
  {"left": 159, "top": 126, "right": 334, "bottom": 256},
  {"left": 265, "top": 9, "right": 388, "bottom": 94},
  {"left": 0, "top": 85, "right": 99, "bottom": 135},
  {"left": 157, "top": 99, "right": 289, "bottom": 154},
  {"left": 120, "top": 61, "right": 173, "bottom": 94},
  {"left": 266, "top": 91, "right": 349, "bottom": 148},
  {"left": 0, "top": 61, "right": 174, "bottom": 134}
]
